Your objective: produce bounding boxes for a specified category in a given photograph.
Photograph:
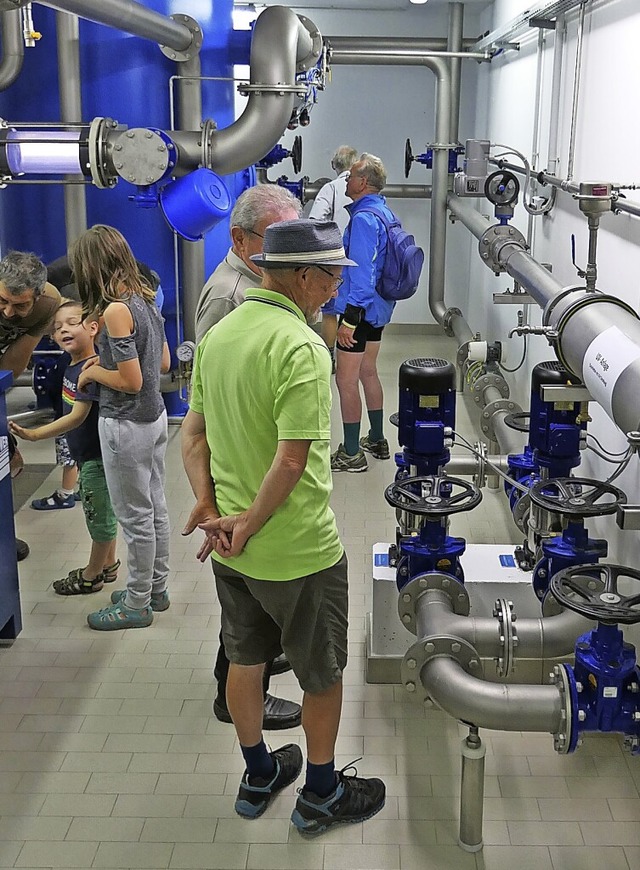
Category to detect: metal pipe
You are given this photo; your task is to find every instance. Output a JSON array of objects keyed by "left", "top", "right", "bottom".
[
  {"left": 547, "top": 15, "right": 565, "bottom": 177},
  {"left": 566, "top": 1, "right": 586, "bottom": 181},
  {"left": 0, "top": 9, "right": 24, "bottom": 91},
  {"left": 416, "top": 590, "right": 594, "bottom": 660},
  {"left": 56, "top": 11, "right": 87, "bottom": 245},
  {"left": 177, "top": 54, "right": 203, "bottom": 344},
  {"left": 327, "top": 36, "right": 478, "bottom": 53},
  {"left": 331, "top": 49, "right": 452, "bottom": 328},
  {"left": 491, "top": 158, "right": 581, "bottom": 196},
  {"left": 447, "top": 454, "right": 511, "bottom": 476},
  {"left": 7, "top": 408, "right": 55, "bottom": 425},
  {"left": 209, "top": 6, "right": 319, "bottom": 175},
  {"left": 447, "top": 2, "right": 464, "bottom": 143},
  {"left": 331, "top": 47, "right": 490, "bottom": 62},
  {"left": 613, "top": 197, "right": 640, "bottom": 220},
  {"left": 304, "top": 179, "right": 432, "bottom": 200},
  {"left": 422, "top": 656, "right": 564, "bottom": 732},
  {"left": 42, "top": 0, "right": 194, "bottom": 52}
]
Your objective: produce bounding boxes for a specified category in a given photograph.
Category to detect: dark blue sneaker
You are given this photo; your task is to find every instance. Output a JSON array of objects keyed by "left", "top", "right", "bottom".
[
  {"left": 291, "top": 761, "right": 386, "bottom": 835},
  {"left": 31, "top": 491, "right": 76, "bottom": 510},
  {"left": 235, "top": 743, "right": 303, "bottom": 819}
]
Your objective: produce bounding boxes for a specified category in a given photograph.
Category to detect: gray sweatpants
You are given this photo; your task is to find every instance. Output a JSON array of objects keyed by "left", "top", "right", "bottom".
[{"left": 99, "top": 412, "right": 170, "bottom": 609}]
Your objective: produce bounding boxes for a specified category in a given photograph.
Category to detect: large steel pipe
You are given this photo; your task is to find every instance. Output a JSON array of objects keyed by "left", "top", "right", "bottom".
[
  {"left": 330, "top": 50, "right": 451, "bottom": 327},
  {"left": 416, "top": 589, "right": 594, "bottom": 660},
  {"left": 42, "top": 0, "right": 194, "bottom": 52},
  {"left": 0, "top": 9, "right": 24, "bottom": 91},
  {"left": 422, "top": 656, "right": 564, "bottom": 732},
  {"left": 210, "top": 6, "right": 319, "bottom": 174},
  {"left": 327, "top": 36, "right": 478, "bottom": 52},
  {"left": 304, "top": 181, "right": 432, "bottom": 201}
]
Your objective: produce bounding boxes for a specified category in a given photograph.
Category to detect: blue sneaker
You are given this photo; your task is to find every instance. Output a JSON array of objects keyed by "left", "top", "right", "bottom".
[
  {"left": 111, "top": 588, "right": 170, "bottom": 612},
  {"left": 291, "top": 761, "right": 386, "bottom": 835},
  {"left": 31, "top": 491, "right": 75, "bottom": 510},
  {"left": 235, "top": 743, "right": 303, "bottom": 819}
]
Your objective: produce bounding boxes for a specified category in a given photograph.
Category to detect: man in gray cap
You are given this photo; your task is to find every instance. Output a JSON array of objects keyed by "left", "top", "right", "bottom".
[{"left": 181, "top": 219, "right": 385, "bottom": 833}]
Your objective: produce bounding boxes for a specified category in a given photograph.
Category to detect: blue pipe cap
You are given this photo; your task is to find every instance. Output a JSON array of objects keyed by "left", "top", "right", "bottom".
[{"left": 160, "top": 168, "right": 232, "bottom": 241}]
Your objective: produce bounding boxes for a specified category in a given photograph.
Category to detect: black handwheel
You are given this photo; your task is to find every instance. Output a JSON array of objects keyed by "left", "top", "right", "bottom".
[
  {"left": 505, "top": 412, "right": 530, "bottom": 433},
  {"left": 529, "top": 477, "right": 627, "bottom": 518},
  {"left": 384, "top": 475, "right": 482, "bottom": 517},
  {"left": 404, "top": 138, "right": 414, "bottom": 179},
  {"left": 291, "top": 135, "right": 302, "bottom": 174},
  {"left": 484, "top": 170, "right": 520, "bottom": 206},
  {"left": 550, "top": 563, "right": 640, "bottom": 625}
]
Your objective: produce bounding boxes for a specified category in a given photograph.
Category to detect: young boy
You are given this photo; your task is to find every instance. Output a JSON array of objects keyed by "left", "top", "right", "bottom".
[{"left": 10, "top": 300, "right": 119, "bottom": 594}]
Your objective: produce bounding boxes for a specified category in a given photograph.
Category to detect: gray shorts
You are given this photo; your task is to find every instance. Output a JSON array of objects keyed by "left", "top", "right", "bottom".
[{"left": 213, "top": 552, "right": 348, "bottom": 695}]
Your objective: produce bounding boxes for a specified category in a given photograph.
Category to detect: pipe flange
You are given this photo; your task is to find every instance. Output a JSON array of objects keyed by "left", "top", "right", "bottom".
[
  {"left": 398, "top": 572, "right": 470, "bottom": 636},
  {"left": 296, "top": 15, "right": 323, "bottom": 71},
  {"left": 480, "top": 399, "right": 523, "bottom": 440},
  {"left": 402, "top": 634, "right": 484, "bottom": 700},
  {"left": 550, "top": 663, "right": 574, "bottom": 754},
  {"left": 512, "top": 491, "right": 531, "bottom": 534},
  {"left": 444, "top": 307, "right": 463, "bottom": 338},
  {"left": 470, "top": 371, "right": 509, "bottom": 401},
  {"left": 88, "top": 117, "right": 119, "bottom": 189},
  {"left": 472, "top": 440, "right": 487, "bottom": 488},
  {"left": 493, "top": 598, "right": 518, "bottom": 678},
  {"left": 108, "top": 128, "right": 173, "bottom": 186},
  {"left": 478, "top": 224, "right": 528, "bottom": 275},
  {"left": 200, "top": 118, "right": 217, "bottom": 169},
  {"left": 238, "top": 83, "right": 309, "bottom": 97},
  {"left": 159, "top": 14, "right": 203, "bottom": 63}
]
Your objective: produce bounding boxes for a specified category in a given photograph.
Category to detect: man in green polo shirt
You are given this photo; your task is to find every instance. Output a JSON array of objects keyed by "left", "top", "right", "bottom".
[{"left": 181, "top": 219, "right": 385, "bottom": 835}]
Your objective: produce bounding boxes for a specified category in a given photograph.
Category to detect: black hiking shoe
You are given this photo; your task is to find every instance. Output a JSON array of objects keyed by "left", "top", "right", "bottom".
[
  {"left": 291, "top": 760, "right": 386, "bottom": 835},
  {"left": 235, "top": 743, "right": 303, "bottom": 819}
]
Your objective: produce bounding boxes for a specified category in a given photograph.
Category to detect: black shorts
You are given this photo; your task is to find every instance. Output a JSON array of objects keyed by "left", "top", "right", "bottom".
[
  {"left": 337, "top": 317, "right": 384, "bottom": 353},
  {"left": 213, "top": 552, "right": 348, "bottom": 694}
]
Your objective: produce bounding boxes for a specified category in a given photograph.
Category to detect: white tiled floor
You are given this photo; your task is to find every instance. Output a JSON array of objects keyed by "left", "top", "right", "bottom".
[{"left": 2, "top": 332, "right": 638, "bottom": 869}]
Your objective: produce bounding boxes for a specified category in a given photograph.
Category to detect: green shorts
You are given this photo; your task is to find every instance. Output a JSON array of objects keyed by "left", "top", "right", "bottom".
[
  {"left": 213, "top": 551, "right": 348, "bottom": 695},
  {"left": 78, "top": 459, "right": 117, "bottom": 543}
]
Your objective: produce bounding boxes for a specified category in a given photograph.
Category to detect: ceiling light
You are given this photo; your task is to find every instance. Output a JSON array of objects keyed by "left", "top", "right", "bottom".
[{"left": 410, "top": 0, "right": 429, "bottom": 5}]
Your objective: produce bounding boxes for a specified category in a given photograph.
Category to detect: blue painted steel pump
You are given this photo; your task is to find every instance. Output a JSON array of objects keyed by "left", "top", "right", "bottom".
[
  {"left": 528, "top": 477, "right": 627, "bottom": 602},
  {"left": 394, "top": 358, "right": 457, "bottom": 477},
  {"left": 548, "top": 564, "right": 640, "bottom": 755},
  {"left": 506, "top": 360, "right": 587, "bottom": 520},
  {"left": 385, "top": 358, "right": 482, "bottom": 590}
]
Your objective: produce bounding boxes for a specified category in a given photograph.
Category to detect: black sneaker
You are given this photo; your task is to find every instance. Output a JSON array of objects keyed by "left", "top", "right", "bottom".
[
  {"left": 359, "top": 434, "right": 390, "bottom": 460},
  {"left": 213, "top": 694, "right": 302, "bottom": 730},
  {"left": 235, "top": 743, "right": 303, "bottom": 819},
  {"left": 291, "top": 761, "right": 386, "bottom": 835}
]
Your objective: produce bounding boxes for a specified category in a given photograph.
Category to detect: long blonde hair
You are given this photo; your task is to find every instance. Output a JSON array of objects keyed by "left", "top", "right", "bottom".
[{"left": 68, "top": 224, "right": 155, "bottom": 316}]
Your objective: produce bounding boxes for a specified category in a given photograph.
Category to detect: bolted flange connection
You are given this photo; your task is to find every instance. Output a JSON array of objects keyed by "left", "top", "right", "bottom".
[
  {"left": 402, "top": 634, "right": 484, "bottom": 701},
  {"left": 549, "top": 664, "right": 575, "bottom": 754},
  {"left": 159, "top": 14, "right": 203, "bottom": 63},
  {"left": 478, "top": 223, "right": 528, "bottom": 276},
  {"left": 481, "top": 399, "right": 523, "bottom": 441},
  {"left": 398, "top": 572, "right": 470, "bottom": 636},
  {"left": 493, "top": 598, "right": 518, "bottom": 678}
]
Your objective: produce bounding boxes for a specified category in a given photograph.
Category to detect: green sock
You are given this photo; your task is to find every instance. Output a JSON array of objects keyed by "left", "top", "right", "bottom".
[
  {"left": 367, "top": 409, "right": 384, "bottom": 442},
  {"left": 343, "top": 423, "right": 361, "bottom": 456}
]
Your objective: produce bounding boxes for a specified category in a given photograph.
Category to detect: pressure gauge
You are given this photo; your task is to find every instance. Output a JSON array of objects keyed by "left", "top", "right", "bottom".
[
  {"left": 484, "top": 170, "right": 520, "bottom": 206},
  {"left": 176, "top": 340, "right": 196, "bottom": 363}
]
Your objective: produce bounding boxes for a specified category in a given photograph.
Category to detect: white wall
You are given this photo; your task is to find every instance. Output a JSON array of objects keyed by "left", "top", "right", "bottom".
[{"left": 473, "top": 0, "right": 640, "bottom": 562}]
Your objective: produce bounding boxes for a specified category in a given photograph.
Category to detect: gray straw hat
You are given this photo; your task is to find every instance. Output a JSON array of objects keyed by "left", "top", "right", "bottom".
[{"left": 250, "top": 219, "right": 357, "bottom": 269}]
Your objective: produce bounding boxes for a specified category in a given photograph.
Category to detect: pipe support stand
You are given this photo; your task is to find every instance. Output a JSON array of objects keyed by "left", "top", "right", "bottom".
[
  {"left": 402, "top": 634, "right": 483, "bottom": 702},
  {"left": 398, "top": 571, "right": 469, "bottom": 636}
]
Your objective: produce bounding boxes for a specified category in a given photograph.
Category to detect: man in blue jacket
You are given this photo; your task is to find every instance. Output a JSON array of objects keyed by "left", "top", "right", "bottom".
[{"left": 331, "top": 153, "right": 394, "bottom": 473}]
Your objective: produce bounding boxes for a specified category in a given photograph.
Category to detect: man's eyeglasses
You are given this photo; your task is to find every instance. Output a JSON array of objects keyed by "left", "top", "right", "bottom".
[
  {"left": 313, "top": 265, "right": 344, "bottom": 289},
  {"left": 247, "top": 228, "right": 264, "bottom": 240}
]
